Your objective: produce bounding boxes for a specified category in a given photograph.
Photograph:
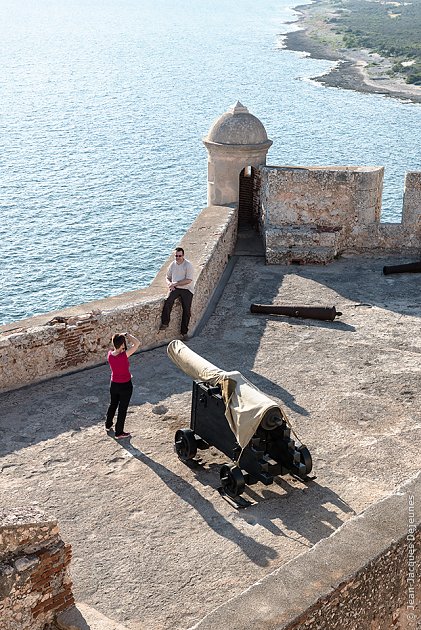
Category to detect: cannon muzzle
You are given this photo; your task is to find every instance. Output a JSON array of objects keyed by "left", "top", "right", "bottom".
[
  {"left": 168, "top": 340, "right": 314, "bottom": 498},
  {"left": 383, "top": 261, "right": 421, "bottom": 275},
  {"left": 250, "top": 304, "right": 342, "bottom": 321},
  {"left": 167, "top": 340, "right": 282, "bottom": 449}
]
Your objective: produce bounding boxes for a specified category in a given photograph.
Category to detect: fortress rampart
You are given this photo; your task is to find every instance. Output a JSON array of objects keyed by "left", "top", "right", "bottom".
[
  {"left": 260, "top": 167, "right": 421, "bottom": 264},
  {"left": 0, "top": 508, "right": 74, "bottom": 630},
  {"left": 0, "top": 205, "right": 237, "bottom": 393},
  {"left": 1, "top": 103, "right": 421, "bottom": 630},
  {"left": 1, "top": 104, "right": 420, "bottom": 394},
  {"left": 1, "top": 170, "right": 420, "bottom": 394}
]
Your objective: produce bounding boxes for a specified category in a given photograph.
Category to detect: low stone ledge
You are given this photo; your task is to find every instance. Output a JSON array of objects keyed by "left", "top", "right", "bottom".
[
  {"left": 0, "top": 508, "right": 74, "bottom": 630},
  {"left": 346, "top": 222, "right": 421, "bottom": 255},
  {"left": 190, "top": 472, "right": 420, "bottom": 630},
  {"left": 0, "top": 205, "right": 237, "bottom": 393},
  {"left": 57, "top": 601, "right": 130, "bottom": 630}
]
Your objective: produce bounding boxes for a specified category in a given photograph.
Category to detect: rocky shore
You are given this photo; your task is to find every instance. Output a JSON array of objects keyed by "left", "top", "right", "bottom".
[{"left": 284, "top": 2, "right": 421, "bottom": 104}]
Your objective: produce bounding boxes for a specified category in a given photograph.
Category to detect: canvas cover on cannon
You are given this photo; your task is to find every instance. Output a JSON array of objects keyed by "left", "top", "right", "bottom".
[{"left": 167, "top": 340, "right": 312, "bottom": 498}]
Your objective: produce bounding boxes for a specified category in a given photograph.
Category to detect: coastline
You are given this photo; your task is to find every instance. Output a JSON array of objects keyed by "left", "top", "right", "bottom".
[{"left": 284, "top": 1, "right": 421, "bottom": 104}]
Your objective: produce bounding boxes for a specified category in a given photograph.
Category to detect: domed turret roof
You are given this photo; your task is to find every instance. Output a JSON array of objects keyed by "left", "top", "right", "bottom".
[{"left": 205, "top": 102, "right": 271, "bottom": 146}]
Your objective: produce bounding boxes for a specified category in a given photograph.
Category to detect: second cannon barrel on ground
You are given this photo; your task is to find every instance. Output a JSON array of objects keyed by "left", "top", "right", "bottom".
[{"left": 250, "top": 304, "right": 341, "bottom": 321}]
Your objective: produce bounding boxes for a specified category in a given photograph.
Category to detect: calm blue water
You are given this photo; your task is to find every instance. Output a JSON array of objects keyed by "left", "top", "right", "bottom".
[{"left": 1, "top": 0, "right": 420, "bottom": 326}]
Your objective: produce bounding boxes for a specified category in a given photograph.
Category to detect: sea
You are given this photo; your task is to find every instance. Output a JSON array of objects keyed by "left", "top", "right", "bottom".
[{"left": 1, "top": 0, "right": 420, "bottom": 326}]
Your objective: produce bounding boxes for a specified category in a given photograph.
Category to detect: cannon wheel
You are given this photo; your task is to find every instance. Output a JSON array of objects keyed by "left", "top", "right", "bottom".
[
  {"left": 220, "top": 464, "right": 246, "bottom": 498},
  {"left": 174, "top": 429, "right": 197, "bottom": 462},
  {"left": 298, "top": 445, "right": 312, "bottom": 475}
]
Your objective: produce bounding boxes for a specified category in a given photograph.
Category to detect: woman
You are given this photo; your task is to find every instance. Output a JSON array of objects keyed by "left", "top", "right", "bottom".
[{"left": 105, "top": 331, "right": 140, "bottom": 439}]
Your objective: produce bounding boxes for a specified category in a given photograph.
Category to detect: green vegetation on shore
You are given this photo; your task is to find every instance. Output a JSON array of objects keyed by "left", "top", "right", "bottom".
[{"left": 326, "top": 0, "right": 421, "bottom": 84}]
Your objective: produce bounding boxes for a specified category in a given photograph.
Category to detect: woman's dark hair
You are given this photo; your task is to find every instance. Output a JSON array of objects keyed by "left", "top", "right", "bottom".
[{"left": 112, "top": 333, "right": 126, "bottom": 350}]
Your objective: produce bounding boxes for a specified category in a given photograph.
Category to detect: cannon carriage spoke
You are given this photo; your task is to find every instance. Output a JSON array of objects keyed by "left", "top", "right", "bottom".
[
  {"left": 220, "top": 464, "right": 246, "bottom": 498},
  {"left": 174, "top": 428, "right": 197, "bottom": 461}
]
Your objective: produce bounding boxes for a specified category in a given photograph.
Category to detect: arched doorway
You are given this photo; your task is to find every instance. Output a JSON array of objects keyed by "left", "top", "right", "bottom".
[{"left": 238, "top": 166, "right": 261, "bottom": 231}]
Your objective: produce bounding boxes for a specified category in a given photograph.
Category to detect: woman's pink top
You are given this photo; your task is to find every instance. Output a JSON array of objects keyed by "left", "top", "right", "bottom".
[{"left": 107, "top": 351, "right": 132, "bottom": 383}]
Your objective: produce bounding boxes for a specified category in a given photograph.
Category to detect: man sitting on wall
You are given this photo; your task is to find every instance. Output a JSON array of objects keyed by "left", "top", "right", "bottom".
[{"left": 159, "top": 247, "right": 195, "bottom": 340}]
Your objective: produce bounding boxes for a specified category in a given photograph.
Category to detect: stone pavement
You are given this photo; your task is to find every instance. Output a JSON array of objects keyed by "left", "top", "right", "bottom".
[{"left": 1, "top": 253, "right": 420, "bottom": 629}]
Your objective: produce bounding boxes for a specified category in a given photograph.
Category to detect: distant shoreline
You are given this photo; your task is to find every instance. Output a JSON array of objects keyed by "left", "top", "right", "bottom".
[{"left": 283, "top": 2, "right": 421, "bottom": 104}]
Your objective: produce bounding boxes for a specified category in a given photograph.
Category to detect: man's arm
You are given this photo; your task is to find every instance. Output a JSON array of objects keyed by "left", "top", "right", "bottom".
[
  {"left": 173, "top": 277, "right": 192, "bottom": 287},
  {"left": 166, "top": 263, "right": 174, "bottom": 288}
]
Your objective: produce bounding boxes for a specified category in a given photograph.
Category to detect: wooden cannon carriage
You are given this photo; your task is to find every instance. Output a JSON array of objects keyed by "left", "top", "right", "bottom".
[{"left": 167, "top": 340, "right": 313, "bottom": 499}]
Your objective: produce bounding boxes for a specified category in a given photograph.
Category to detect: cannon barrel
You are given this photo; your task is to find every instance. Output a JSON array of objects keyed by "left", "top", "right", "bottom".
[
  {"left": 167, "top": 340, "right": 282, "bottom": 449},
  {"left": 250, "top": 304, "right": 341, "bottom": 321},
  {"left": 168, "top": 340, "right": 313, "bottom": 495},
  {"left": 383, "top": 261, "right": 421, "bottom": 275}
]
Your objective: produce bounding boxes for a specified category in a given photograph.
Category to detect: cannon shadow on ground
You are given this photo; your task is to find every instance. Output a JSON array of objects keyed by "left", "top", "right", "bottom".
[
  {"left": 121, "top": 442, "right": 278, "bottom": 567},
  {"left": 242, "top": 478, "right": 356, "bottom": 546},
  {"left": 256, "top": 315, "right": 356, "bottom": 333},
  {"left": 162, "top": 447, "right": 355, "bottom": 550}
]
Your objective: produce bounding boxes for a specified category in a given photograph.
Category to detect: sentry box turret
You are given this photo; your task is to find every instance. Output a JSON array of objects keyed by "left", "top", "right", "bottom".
[{"left": 167, "top": 341, "right": 312, "bottom": 500}]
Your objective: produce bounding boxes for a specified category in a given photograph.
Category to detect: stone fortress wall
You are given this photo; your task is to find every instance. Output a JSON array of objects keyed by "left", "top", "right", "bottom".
[
  {"left": 0, "top": 508, "right": 74, "bottom": 630},
  {"left": 1, "top": 102, "right": 420, "bottom": 393},
  {"left": 1, "top": 103, "right": 420, "bottom": 628},
  {"left": 260, "top": 166, "right": 421, "bottom": 264},
  {"left": 0, "top": 204, "right": 237, "bottom": 393}
]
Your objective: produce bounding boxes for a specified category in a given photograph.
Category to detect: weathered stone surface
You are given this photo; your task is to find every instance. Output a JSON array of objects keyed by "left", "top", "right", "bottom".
[
  {"left": 0, "top": 509, "right": 74, "bottom": 630},
  {"left": 258, "top": 164, "right": 421, "bottom": 262},
  {"left": 57, "top": 602, "right": 130, "bottom": 630},
  {"left": 192, "top": 473, "right": 420, "bottom": 629},
  {"left": 0, "top": 205, "right": 237, "bottom": 393},
  {"left": 403, "top": 171, "right": 421, "bottom": 226},
  {"left": 1, "top": 254, "right": 420, "bottom": 630}
]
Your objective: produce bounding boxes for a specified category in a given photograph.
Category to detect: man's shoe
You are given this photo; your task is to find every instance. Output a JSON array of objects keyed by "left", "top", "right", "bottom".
[
  {"left": 115, "top": 432, "right": 131, "bottom": 439},
  {"left": 105, "top": 425, "right": 113, "bottom": 432},
  {"left": 159, "top": 324, "right": 168, "bottom": 331}
]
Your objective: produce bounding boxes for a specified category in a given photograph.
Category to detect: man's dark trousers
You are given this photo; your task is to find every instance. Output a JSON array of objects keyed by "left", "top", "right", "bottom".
[{"left": 161, "top": 288, "right": 193, "bottom": 335}]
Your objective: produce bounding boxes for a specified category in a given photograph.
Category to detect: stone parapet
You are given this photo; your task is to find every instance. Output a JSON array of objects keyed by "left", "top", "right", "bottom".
[
  {"left": 265, "top": 224, "right": 342, "bottom": 264},
  {"left": 190, "top": 473, "right": 420, "bottom": 630},
  {"left": 0, "top": 508, "right": 74, "bottom": 630},
  {"left": 260, "top": 165, "right": 384, "bottom": 228},
  {"left": 0, "top": 205, "right": 237, "bottom": 393},
  {"left": 345, "top": 221, "right": 421, "bottom": 256},
  {"left": 258, "top": 165, "right": 421, "bottom": 262},
  {"left": 403, "top": 171, "right": 421, "bottom": 227}
]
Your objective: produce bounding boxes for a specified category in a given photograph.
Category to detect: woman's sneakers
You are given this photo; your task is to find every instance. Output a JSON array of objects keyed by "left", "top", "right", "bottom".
[
  {"left": 115, "top": 432, "right": 131, "bottom": 439},
  {"left": 105, "top": 423, "right": 130, "bottom": 439}
]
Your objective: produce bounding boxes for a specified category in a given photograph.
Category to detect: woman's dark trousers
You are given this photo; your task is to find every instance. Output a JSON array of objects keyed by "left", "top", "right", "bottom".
[
  {"left": 106, "top": 380, "right": 133, "bottom": 435},
  {"left": 161, "top": 288, "right": 193, "bottom": 335}
]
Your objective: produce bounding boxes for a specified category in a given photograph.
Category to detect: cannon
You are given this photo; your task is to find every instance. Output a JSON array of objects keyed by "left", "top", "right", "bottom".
[
  {"left": 250, "top": 304, "right": 342, "bottom": 321},
  {"left": 383, "top": 261, "right": 421, "bottom": 275},
  {"left": 167, "top": 340, "right": 313, "bottom": 499}
]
